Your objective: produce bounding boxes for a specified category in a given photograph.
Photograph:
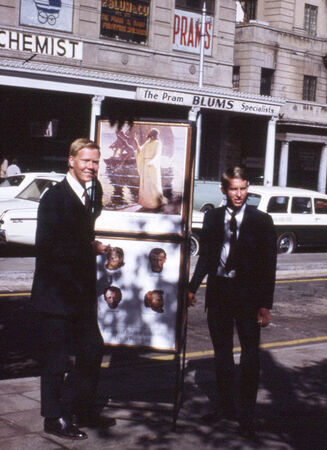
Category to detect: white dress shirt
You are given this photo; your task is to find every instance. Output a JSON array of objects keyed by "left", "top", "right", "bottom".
[
  {"left": 66, "top": 172, "right": 92, "bottom": 206},
  {"left": 217, "top": 203, "right": 246, "bottom": 278}
]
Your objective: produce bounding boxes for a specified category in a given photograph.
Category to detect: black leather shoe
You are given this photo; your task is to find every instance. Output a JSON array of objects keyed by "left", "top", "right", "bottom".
[
  {"left": 44, "top": 417, "right": 88, "bottom": 440},
  {"left": 72, "top": 412, "right": 116, "bottom": 429},
  {"left": 201, "top": 409, "right": 237, "bottom": 425},
  {"left": 239, "top": 422, "right": 258, "bottom": 439}
]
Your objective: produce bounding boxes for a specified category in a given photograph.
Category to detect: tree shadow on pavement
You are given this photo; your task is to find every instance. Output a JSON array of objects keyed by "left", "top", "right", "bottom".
[
  {"left": 182, "top": 350, "right": 327, "bottom": 449},
  {"left": 258, "top": 350, "right": 327, "bottom": 449}
]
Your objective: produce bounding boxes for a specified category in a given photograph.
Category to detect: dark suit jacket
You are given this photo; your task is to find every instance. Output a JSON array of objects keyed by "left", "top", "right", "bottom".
[
  {"left": 31, "top": 177, "right": 103, "bottom": 316},
  {"left": 189, "top": 205, "right": 277, "bottom": 310}
]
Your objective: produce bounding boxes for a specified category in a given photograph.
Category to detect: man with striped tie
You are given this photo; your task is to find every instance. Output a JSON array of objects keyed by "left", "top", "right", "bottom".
[
  {"left": 32, "top": 138, "right": 111, "bottom": 440},
  {"left": 188, "top": 166, "right": 277, "bottom": 439}
]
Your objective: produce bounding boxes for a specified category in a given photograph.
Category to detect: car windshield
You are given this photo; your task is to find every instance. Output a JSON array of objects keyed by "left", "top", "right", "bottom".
[
  {"left": 246, "top": 193, "right": 261, "bottom": 208},
  {"left": 16, "top": 179, "right": 57, "bottom": 202},
  {"left": 0, "top": 175, "right": 25, "bottom": 187}
]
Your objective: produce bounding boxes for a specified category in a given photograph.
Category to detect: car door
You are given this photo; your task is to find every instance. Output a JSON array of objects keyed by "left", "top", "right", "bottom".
[
  {"left": 313, "top": 197, "right": 327, "bottom": 246},
  {"left": 290, "top": 196, "right": 315, "bottom": 246}
]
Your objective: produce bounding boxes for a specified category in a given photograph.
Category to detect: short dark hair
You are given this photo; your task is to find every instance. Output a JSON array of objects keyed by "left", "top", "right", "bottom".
[
  {"left": 105, "top": 286, "right": 122, "bottom": 302},
  {"left": 221, "top": 166, "right": 248, "bottom": 189}
]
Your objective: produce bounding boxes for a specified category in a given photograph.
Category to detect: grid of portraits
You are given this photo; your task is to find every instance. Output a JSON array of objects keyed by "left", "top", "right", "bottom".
[{"left": 97, "top": 237, "right": 181, "bottom": 350}]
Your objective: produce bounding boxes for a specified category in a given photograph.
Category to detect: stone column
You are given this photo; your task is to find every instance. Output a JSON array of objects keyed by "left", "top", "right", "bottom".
[
  {"left": 318, "top": 144, "right": 327, "bottom": 193},
  {"left": 278, "top": 140, "right": 289, "bottom": 187},
  {"left": 263, "top": 117, "right": 277, "bottom": 186},
  {"left": 89, "top": 95, "right": 105, "bottom": 140},
  {"left": 188, "top": 107, "right": 201, "bottom": 179}
]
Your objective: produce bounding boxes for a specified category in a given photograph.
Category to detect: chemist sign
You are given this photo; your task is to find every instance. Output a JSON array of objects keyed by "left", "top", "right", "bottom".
[
  {"left": 0, "top": 29, "right": 82, "bottom": 60},
  {"left": 173, "top": 9, "right": 213, "bottom": 55},
  {"left": 136, "top": 87, "right": 281, "bottom": 116}
]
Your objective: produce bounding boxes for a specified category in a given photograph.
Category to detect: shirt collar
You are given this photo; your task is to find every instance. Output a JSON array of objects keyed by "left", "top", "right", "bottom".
[
  {"left": 66, "top": 172, "right": 89, "bottom": 201},
  {"left": 226, "top": 202, "right": 246, "bottom": 218}
]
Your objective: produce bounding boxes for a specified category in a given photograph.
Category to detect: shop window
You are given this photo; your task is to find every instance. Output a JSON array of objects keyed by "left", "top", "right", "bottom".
[
  {"left": 175, "top": 0, "right": 215, "bottom": 14},
  {"left": 260, "top": 68, "right": 274, "bottom": 96},
  {"left": 232, "top": 66, "right": 240, "bottom": 90},
  {"left": 303, "top": 75, "right": 317, "bottom": 101},
  {"left": 304, "top": 4, "right": 318, "bottom": 35}
]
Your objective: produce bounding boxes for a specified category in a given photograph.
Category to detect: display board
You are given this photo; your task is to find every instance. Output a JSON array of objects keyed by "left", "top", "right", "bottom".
[{"left": 95, "top": 119, "right": 193, "bottom": 352}]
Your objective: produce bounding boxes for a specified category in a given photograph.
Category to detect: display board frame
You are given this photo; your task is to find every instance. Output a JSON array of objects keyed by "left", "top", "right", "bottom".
[{"left": 94, "top": 117, "right": 195, "bottom": 427}]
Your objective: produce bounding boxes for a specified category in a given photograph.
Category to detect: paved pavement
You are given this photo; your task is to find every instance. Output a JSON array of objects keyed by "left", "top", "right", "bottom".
[{"left": 0, "top": 253, "right": 327, "bottom": 448}]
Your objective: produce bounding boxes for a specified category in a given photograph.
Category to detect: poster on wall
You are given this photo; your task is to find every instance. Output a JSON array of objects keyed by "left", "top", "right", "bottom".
[
  {"left": 96, "top": 237, "right": 182, "bottom": 350},
  {"left": 95, "top": 119, "right": 193, "bottom": 235},
  {"left": 101, "top": 0, "right": 150, "bottom": 45},
  {"left": 20, "top": 0, "right": 74, "bottom": 32}
]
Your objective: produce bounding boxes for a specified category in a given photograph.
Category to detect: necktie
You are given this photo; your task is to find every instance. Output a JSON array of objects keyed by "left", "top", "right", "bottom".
[
  {"left": 225, "top": 210, "right": 237, "bottom": 273},
  {"left": 83, "top": 189, "right": 90, "bottom": 211}
]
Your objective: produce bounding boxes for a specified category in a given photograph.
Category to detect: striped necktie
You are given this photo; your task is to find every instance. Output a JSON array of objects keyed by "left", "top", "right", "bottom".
[
  {"left": 225, "top": 210, "right": 237, "bottom": 273},
  {"left": 83, "top": 189, "right": 90, "bottom": 211}
]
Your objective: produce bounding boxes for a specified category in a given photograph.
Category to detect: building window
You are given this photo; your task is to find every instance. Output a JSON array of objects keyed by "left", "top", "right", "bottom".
[
  {"left": 260, "top": 68, "right": 274, "bottom": 96},
  {"left": 303, "top": 75, "right": 317, "bottom": 101},
  {"left": 304, "top": 4, "right": 318, "bottom": 35},
  {"left": 232, "top": 66, "right": 240, "bottom": 90},
  {"left": 175, "top": 0, "right": 215, "bottom": 15},
  {"left": 238, "top": 0, "right": 257, "bottom": 22}
]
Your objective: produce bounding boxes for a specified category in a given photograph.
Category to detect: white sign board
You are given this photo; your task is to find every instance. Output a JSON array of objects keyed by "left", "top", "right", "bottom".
[
  {"left": 20, "top": 0, "right": 74, "bottom": 32},
  {"left": 173, "top": 9, "right": 213, "bottom": 55},
  {"left": 0, "top": 29, "right": 82, "bottom": 60},
  {"left": 136, "top": 88, "right": 281, "bottom": 116}
]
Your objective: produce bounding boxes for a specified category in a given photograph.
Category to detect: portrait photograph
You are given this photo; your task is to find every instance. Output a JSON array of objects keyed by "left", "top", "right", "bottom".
[
  {"left": 95, "top": 119, "right": 192, "bottom": 235},
  {"left": 96, "top": 237, "right": 182, "bottom": 350}
]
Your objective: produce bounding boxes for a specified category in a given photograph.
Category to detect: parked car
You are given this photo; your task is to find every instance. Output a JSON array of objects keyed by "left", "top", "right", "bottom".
[
  {"left": 189, "top": 185, "right": 327, "bottom": 256},
  {"left": 190, "top": 209, "right": 205, "bottom": 256},
  {"left": 0, "top": 172, "right": 60, "bottom": 200},
  {"left": 0, "top": 182, "right": 206, "bottom": 253},
  {"left": 247, "top": 185, "right": 327, "bottom": 254},
  {"left": 0, "top": 174, "right": 65, "bottom": 245},
  {"left": 193, "top": 179, "right": 223, "bottom": 213}
]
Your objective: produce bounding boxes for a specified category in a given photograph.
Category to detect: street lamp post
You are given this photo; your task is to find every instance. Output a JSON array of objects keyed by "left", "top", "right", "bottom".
[{"left": 194, "top": 1, "right": 207, "bottom": 180}]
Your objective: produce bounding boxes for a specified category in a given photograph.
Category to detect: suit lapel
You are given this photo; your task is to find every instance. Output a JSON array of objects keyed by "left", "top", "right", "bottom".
[{"left": 62, "top": 178, "right": 87, "bottom": 214}]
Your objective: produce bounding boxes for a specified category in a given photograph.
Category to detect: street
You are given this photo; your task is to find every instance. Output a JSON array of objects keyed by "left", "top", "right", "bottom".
[
  {"left": 0, "top": 253, "right": 327, "bottom": 448},
  {"left": 1, "top": 253, "right": 327, "bottom": 379}
]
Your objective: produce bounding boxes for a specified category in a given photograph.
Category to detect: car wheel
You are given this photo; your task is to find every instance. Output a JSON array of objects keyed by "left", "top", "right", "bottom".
[
  {"left": 277, "top": 232, "right": 296, "bottom": 254},
  {"left": 190, "top": 232, "right": 200, "bottom": 256},
  {"left": 200, "top": 204, "right": 213, "bottom": 213}
]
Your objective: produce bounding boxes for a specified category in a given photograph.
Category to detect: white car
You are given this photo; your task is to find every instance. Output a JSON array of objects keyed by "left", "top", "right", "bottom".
[
  {"left": 0, "top": 174, "right": 65, "bottom": 245},
  {"left": 247, "top": 185, "right": 327, "bottom": 254},
  {"left": 0, "top": 188, "right": 204, "bottom": 251},
  {"left": 190, "top": 185, "right": 327, "bottom": 256},
  {"left": 0, "top": 172, "right": 60, "bottom": 200}
]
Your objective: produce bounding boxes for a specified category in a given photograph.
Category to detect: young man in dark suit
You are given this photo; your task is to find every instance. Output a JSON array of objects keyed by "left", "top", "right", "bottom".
[
  {"left": 32, "top": 138, "right": 111, "bottom": 440},
  {"left": 188, "top": 166, "right": 277, "bottom": 438}
]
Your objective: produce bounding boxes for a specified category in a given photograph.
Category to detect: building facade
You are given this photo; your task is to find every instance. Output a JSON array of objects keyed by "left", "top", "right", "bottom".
[
  {"left": 0, "top": 1, "right": 282, "bottom": 185},
  {"left": 236, "top": 0, "right": 327, "bottom": 191}
]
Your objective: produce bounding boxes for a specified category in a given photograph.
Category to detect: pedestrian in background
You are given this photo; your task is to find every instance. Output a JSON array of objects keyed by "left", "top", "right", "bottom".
[
  {"left": 31, "top": 138, "right": 113, "bottom": 440},
  {"left": 188, "top": 166, "right": 277, "bottom": 439},
  {"left": 6, "top": 158, "right": 21, "bottom": 176},
  {"left": 0, "top": 156, "right": 8, "bottom": 179}
]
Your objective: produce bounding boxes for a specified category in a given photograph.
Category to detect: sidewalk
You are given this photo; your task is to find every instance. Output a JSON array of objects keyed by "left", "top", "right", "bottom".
[
  {"left": 1, "top": 254, "right": 327, "bottom": 448},
  {"left": 1, "top": 252, "right": 327, "bottom": 291},
  {"left": 1, "top": 342, "right": 327, "bottom": 449}
]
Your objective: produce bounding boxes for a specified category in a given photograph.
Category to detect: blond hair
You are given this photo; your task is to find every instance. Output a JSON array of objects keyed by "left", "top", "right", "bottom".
[{"left": 69, "top": 138, "right": 100, "bottom": 157}]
